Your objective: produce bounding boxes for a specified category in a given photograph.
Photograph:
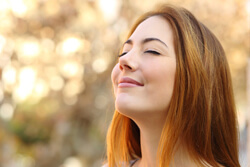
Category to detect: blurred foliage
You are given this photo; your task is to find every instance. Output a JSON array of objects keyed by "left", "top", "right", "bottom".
[{"left": 0, "top": 0, "right": 249, "bottom": 166}]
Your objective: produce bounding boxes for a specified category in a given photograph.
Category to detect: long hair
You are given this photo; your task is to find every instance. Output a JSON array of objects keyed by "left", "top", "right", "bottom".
[{"left": 106, "top": 4, "right": 240, "bottom": 167}]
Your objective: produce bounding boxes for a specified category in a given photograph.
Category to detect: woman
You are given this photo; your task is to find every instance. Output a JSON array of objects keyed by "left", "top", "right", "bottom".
[{"left": 105, "top": 4, "right": 240, "bottom": 167}]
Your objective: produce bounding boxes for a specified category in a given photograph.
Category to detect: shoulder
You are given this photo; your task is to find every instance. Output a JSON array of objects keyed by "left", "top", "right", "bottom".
[
  {"left": 101, "top": 159, "right": 139, "bottom": 167},
  {"left": 130, "top": 159, "right": 139, "bottom": 166}
]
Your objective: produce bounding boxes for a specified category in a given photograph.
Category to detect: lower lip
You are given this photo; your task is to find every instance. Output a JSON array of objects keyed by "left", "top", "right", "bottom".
[{"left": 118, "top": 83, "right": 142, "bottom": 88}]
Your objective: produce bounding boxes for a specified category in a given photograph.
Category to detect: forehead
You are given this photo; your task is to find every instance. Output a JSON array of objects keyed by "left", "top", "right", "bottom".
[{"left": 128, "top": 16, "right": 174, "bottom": 45}]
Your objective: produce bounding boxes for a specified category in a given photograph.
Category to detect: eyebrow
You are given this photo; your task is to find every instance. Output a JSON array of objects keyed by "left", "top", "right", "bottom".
[{"left": 123, "top": 37, "right": 168, "bottom": 48}]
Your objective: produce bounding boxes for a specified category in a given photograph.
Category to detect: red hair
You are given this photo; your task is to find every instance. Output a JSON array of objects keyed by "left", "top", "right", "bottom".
[{"left": 106, "top": 4, "right": 240, "bottom": 167}]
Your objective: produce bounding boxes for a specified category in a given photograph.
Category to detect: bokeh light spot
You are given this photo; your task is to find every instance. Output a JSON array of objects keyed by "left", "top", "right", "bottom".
[
  {"left": 60, "top": 61, "right": 83, "bottom": 78},
  {"left": 56, "top": 37, "right": 83, "bottom": 56},
  {"left": 0, "top": 0, "right": 10, "bottom": 13},
  {"left": 49, "top": 75, "right": 64, "bottom": 91},
  {"left": 34, "top": 79, "right": 49, "bottom": 98},
  {"left": 62, "top": 156, "right": 82, "bottom": 167},
  {"left": 9, "top": 0, "right": 27, "bottom": 17},
  {"left": 63, "top": 96, "right": 78, "bottom": 106},
  {"left": 13, "top": 67, "right": 36, "bottom": 102},
  {"left": 63, "top": 80, "right": 85, "bottom": 97},
  {"left": 19, "top": 41, "right": 40, "bottom": 58},
  {"left": 0, "top": 103, "right": 14, "bottom": 121},
  {"left": 0, "top": 83, "right": 4, "bottom": 102},
  {"left": 98, "top": 0, "right": 120, "bottom": 22},
  {"left": 92, "top": 58, "right": 108, "bottom": 73},
  {"left": 2, "top": 65, "right": 16, "bottom": 85},
  {"left": 0, "top": 34, "right": 6, "bottom": 53},
  {"left": 62, "top": 38, "right": 82, "bottom": 54}
]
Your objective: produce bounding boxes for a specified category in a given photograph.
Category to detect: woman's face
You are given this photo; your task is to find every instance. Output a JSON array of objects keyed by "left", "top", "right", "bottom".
[{"left": 112, "top": 16, "right": 176, "bottom": 119}]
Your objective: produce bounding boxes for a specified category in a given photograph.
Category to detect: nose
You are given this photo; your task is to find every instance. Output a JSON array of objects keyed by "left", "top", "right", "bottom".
[{"left": 118, "top": 52, "right": 138, "bottom": 71}]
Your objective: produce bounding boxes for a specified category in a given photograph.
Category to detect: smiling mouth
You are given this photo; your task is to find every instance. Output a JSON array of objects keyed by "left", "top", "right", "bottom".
[{"left": 118, "top": 77, "right": 144, "bottom": 88}]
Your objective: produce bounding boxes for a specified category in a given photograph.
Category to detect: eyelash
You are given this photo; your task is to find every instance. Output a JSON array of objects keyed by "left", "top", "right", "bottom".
[
  {"left": 118, "top": 52, "right": 127, "bottom": 57},
  {"left": 118, "top": 50, "right": 160, "bottom": 57},
  {"left": 145, "top": 50, "right": 160, "bottom": 55}
]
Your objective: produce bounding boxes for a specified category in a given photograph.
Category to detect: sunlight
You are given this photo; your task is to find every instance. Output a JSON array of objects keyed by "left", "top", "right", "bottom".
[
  {"left": 19, "top": 41, "right": 40, "bottom": 58},
  {"left": 49, "top": 75, "right": 64, "bottom": 91},
  {"left": 13, "top": 67, "right": 36, "bottom": 102},
  {"left": 247, "top": 0, "right": 250, "bottom": 14},
  {"left": 0, "top": 35, "right": 6, "bottom": 53},
  {"left": 34, "top": 79, "right": 49, "bottom": 98},
  {"left": 0, "top": 103, "right": 14, "bottom": 121},
  {"left": 2, "top": 65, "right": 16, "bottom": 85},
  {"left": 0, "top": 83, "right": 4, "bottom": 102},
  {"left": 61, "top": 37, "right": 82, "bottom": 55},
  {"left": 98, "top": 0, "right": 120, "bottom": 22},
  {"left": 0, "top": 0, "right": 9, "bottom": 13},
  {"left": 62, "top": 157, "right": 82, "bottom": 167},
  {"left": 60, "top": 61, "right": 83, "bottom": 78},
  {"left": 92, "top": 58, "right": 108, "bottom": 73},
  {"left": 9, "top": 0, "right": 27, "bottom": 17}
]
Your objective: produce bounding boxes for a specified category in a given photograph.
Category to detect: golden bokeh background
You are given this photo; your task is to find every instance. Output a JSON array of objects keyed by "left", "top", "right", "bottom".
[{"left": 0, "top": 0, "right": 249, "bottom": 166}]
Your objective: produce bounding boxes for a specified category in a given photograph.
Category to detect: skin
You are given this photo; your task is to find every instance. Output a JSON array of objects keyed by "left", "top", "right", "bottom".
[
  {"left": 111, "top": 16, "right": 198, "bottom": 167},
  {"left": 112, "top": 15, "right": 176, "bottom": 124}
]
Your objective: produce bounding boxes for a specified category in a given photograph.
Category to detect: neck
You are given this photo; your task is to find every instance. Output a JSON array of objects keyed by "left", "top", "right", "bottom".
[
  {"left": 132, "top": 113, "right": 166, "bottom": 167},
  {"left": 132, "top": 114, "right": 198, "bottom": 167}
]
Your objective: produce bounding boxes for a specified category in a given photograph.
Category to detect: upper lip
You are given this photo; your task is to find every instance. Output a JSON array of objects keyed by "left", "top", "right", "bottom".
[{"left": 118, "top": 77, "right": 144, "bottom": 86}]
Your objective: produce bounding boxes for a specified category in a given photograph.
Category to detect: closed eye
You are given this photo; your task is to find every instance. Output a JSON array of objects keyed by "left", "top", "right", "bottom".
[
  {"left": 118, "top": 52, "right": 127, "bottom": 57},
  {"left": 145, "top": 50, "right": 160, "bottom": 55},
  {"left": 118, "top": 50, "right": 160, "bottom": 57}
]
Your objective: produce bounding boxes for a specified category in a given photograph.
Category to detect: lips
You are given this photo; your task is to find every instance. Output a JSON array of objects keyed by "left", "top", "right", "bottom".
[{"left": 118, "top": 77, "right": 144, "bottom": 87}]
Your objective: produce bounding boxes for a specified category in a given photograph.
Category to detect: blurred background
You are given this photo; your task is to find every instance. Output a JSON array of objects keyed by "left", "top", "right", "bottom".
[{"left": 0, "top": 0, "right": 249, "bottom": 166}]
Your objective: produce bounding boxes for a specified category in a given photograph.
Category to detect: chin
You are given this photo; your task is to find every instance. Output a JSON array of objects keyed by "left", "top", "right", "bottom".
[
  {"left": 115, "top": 100, "right": 139, "bottom": 117},
  {"left": 115, "top": 101, "right": 150, "bottom": 121}
]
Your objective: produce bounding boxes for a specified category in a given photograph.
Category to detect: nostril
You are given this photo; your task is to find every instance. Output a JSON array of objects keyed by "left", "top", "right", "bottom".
[
  {"left": 119, "top": 64, "right": 123, "bottom": 70},
  {"left": 120, "top": 64, "right": 132, "bottom": 70}
]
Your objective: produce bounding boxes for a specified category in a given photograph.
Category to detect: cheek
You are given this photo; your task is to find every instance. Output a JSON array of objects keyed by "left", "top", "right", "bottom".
[
  {"left": 144, "top": 62, "right": 176, "bottom": 100},
  {"left": 111, "top": 63, "right": 120, "bottom": 93},
  {"left": 158, "top": 65, "right": 176, "bottom": 93},
  {"left": 145, "top": 62, "right": 175, "bottom": 83}
]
